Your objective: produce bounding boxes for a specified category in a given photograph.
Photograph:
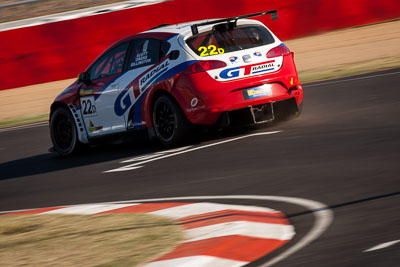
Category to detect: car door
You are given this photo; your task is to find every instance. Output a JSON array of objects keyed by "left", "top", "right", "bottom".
[
  {"left": 122, "top": 38, "right": 170, "bottom": 129},
  {"left": 79, "top": 42, "right": 130, "bottom": 137}
]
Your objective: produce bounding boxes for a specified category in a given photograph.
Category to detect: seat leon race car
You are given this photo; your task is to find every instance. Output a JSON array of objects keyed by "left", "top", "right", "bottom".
[{"left": 49, "top": 10, "right": 303, "bottom": 155}]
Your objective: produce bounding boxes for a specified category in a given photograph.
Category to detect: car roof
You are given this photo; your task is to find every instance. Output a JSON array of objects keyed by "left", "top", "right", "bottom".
[
  {"left": 146, "top": 18, "right": 263, "bottom": 35},
  {"left": 110, "top": 18, "right": 264, "bottom": 49}
]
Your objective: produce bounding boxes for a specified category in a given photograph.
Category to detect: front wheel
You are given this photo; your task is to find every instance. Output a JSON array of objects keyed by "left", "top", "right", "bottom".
[
  {"left": 50, "top": 107, "right": 80, "bottom": 156},
  {"left": 152, "top": 95, "right": 190, "bottom": 146}
]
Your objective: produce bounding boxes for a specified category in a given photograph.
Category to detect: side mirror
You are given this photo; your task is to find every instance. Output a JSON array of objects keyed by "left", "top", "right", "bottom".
[
  {"left": 78, "top": 72, "right": 91, "bottom": 85},
  {"left": 169, "top": 50, "right": 180, "bottom": 60}
]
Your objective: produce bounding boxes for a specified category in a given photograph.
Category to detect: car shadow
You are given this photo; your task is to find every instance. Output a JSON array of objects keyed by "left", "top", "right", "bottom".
[{"left": 0, "top": 124, "right": 282, "bottom": 181}]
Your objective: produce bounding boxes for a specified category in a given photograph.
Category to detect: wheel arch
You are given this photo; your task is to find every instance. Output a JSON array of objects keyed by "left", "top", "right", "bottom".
[
  {"left": 50, "top": 101, "right": 89, "bottom": 144},
  {"left": 50, "top": 101, "right": 69, "bottom": 120},
  {"left": 143, "top": 88, "right": 186, "bottom": 128}
]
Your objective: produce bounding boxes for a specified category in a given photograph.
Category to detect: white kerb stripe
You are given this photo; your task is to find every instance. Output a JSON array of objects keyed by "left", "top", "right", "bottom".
[
  {"left": 143, "top": 255, "right": 247, "bottom": 267},
  {"left": 149, "top": 202, "right": 278, "bottom": 219},
  {"left": 184, "top": 221, "right": 295, "bottom": 243},
  {"left": 41, "top": 203, "right": 139, "bottom": 214}
]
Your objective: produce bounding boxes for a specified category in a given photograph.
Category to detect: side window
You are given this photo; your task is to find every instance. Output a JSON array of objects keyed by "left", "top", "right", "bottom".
[
  {"left": 128, "top": 39, "right": 169, "bottom": 70},
  {"left": 160, "top": 41, "right": 171, "bottom": 59},
  {"left": 90, "top": 42, "right": 129, "bottom": 80}
]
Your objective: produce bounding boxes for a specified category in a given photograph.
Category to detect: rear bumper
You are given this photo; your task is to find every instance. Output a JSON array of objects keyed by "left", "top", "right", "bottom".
[
  {"left": 173, "top": 53, "right": 303, "bottom": 125},
  {"left": 216, "top": 97, "right": 300, "bottom": 128}
]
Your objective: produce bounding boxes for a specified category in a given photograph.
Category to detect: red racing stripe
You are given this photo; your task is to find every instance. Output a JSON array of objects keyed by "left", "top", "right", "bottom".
[
  {"left": 179, "top": 209, "right": 289, "bottom": 230},
  {"left": 153, "top": 235, "right": 288, "bottom": 262},
  {"left": 98, "top": 202, "right": 192, "bottom": 214}
]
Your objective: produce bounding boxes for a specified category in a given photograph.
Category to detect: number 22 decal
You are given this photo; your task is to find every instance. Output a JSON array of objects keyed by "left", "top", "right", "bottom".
[
  {"left": 198, "top": 45, "right": 225, "bottom": 57},
  {"left": 80, "top": 96, "right": 97, "bottom": 117}
]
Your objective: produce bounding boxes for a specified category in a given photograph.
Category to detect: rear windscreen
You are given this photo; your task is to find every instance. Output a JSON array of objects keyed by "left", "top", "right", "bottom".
[{"left": 186, "top": 25, "right": 275, "bottom": 57}]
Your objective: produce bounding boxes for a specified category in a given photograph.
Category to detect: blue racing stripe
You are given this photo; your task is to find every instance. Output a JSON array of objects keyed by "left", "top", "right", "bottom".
[
  {"left": 131, "top": 60, "right": 198, "bottom": 128},
  {"left": 253, "top": 68, "right": 275, "bottom": 74}
]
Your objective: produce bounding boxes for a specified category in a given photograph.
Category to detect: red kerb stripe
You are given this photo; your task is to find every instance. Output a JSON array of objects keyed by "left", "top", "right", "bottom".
[
  {"left": 99, "top": 202, "right": 191, "bottom": 214},
  {"left": 153, "top": 235, "right": 288, "bottom": 262},
  {"left": 1, "top": 206, "right": 65, "bottom": 215},
  {"left": 179, "top": 209, "right": 289, "bottom": 230}
]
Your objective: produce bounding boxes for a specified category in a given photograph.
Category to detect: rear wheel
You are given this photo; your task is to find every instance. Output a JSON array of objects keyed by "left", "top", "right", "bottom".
[
  {"left": 50, "top": 107, "right": 80, "bottom": 156},
  {"left": 153, "top": 95, "right": 190, "bottom": 146}
]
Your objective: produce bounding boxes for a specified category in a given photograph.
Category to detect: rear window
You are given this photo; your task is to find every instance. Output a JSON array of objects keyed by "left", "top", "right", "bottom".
[{"left": 186, "top": 25, "right": 275, "bottom": 57}]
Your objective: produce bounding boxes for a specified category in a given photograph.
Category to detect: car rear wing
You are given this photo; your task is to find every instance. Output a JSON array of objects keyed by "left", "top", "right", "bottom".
[{"left": 190, "top": 10, "right": 278, "bottom": 36}]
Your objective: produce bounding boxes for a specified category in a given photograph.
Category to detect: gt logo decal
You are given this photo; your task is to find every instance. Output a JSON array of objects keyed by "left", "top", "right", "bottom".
[
  {"left": 219, "top": 60, "right": 275, "bottom": 79},
  {"left": 220, "top": 66, "right": 240, "bottom": 79},
  {"left": 80, "top": 96, "right": 97, "bottom": 117},
  {"left": 198, "top": 45, "right": 225, "bottom": 57},
  {"left": 114, "top": 87, "right": 133, "bottom": 116}
]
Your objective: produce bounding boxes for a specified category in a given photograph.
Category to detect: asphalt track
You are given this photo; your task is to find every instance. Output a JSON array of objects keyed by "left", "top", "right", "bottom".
[{"left": 1, "top": 68, "right": 400, "bottom": 266}]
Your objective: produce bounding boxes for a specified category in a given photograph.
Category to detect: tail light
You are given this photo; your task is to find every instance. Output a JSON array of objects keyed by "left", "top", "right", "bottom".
[
  {"left": 266, "top": 44, "right": 290, "bottom": 58},
  {"left": 183, "top": 60, "right": 227, "bottom": 75}
]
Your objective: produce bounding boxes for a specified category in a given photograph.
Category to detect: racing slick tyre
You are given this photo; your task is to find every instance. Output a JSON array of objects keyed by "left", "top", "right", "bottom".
[
  {"left": 50, "top": 106, "right": 80, "bottom": 156},
  {"left": 153, "top": 95, "right": 190, "bottom": 147}
]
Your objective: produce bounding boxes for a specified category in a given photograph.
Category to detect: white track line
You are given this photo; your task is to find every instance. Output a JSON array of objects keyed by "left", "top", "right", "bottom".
[
  {"left": 184, "top": 221, "right": 294, "bottom": 242},
  {"left": 0, "top": 121, "right": 48, "bottom": 133},
  {"left": 104, "top": 131, "right": 281, "bottom": 173},
  {"left": 364, "top": 240, "right": 400, "bottom": 252},
  {"left": 121, "top": 145, "right": 193, "bottom": 163},
  {"left": 306, "top": 71, "right": 400, "bottom": 87}
]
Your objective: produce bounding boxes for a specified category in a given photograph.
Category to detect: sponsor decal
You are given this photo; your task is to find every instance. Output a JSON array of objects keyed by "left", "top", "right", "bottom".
[
  {"left": 242, "top": 85, "right": 272, "bottom": 100},
  {"left": 190, "top": 97, "right": 198, "bottom": 107},
  {"left": 80, "top": 96, "right": 97, "bottom": 117},
  {"left": 115, "top": 59, "right": 182, "bottom": 117},
  {"left": 254, "top": 51, "right": 262, "bottom": 57},
  {"left": 139, "top": 61, "right": 170, "bottom": 90},
  {"left": 114, "top": 60, "right": 196, "bottom": 118},
  {"left": 114, "top": 86, "right": 133, "bottom": 116},
  {"left": 242, "top": 54, "right": 252, "bottom": 63},
  {"left": 229, "top": 56, "right": 238, "bottom": 63},
  {"left": 88, "top": 120, "right": 103, "bottom": 132},
  {"left": 219, "top": 60, "right": 275, "bottom": 79},
  {"left": 79, "top": 87, "right": 93, "bottom": 96},
  {"left": 186, "top": 105, "right": 206, "bottom": 113}
]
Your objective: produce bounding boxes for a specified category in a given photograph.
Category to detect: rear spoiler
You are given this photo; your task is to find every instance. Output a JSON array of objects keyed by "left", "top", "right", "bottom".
[{"left": 190, "top": 10, "right": 278, "bottom": 36}]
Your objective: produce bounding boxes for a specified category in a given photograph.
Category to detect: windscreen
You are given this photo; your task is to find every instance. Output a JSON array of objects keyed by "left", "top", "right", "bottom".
[{"left": 186, "top": 24, "right": 275, "bottom": 57}]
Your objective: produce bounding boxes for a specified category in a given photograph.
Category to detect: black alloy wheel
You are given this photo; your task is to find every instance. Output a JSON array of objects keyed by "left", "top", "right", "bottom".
[
  {"left": 50, "top": 107, "right": 79, "bottom": 156},
  {"left": 153, "top": 95, "right": 190, "bottom": 146}
]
